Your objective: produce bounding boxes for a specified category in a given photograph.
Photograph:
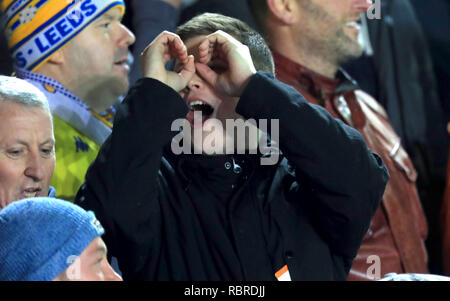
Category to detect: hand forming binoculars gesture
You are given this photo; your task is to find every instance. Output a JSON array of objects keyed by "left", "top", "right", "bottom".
[{"left": 140, "top": 30, "right": 257, "bottom": 98}]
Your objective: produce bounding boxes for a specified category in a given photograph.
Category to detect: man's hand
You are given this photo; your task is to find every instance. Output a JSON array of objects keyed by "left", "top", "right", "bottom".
[
  {"left": 195, "top": 30, "right": 257, "bottom": 97},
  {"left": 141, "top": 31, "right": 195, "bottom": 92}
]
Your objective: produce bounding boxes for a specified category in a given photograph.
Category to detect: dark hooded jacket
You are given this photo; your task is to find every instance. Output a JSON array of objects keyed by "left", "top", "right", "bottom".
[{"left": 75, "top": 72, "right": 388, "bottom": 280}]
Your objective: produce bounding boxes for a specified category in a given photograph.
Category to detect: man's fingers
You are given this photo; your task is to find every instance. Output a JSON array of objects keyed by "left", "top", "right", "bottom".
[
  {"left": 198, "top": 30, "right": 238, "bottom": 65},
  {"left": 167, "top": 55, "right": 196, "bottom": 92},
  {"left": 195, "top": 62, "right": 218, "bottom": 87},
  {"left": 179, "top": 55, "right": 196, "bottom": 83},
  {"left": 166, "top": 34, "right": 188, "bottom": 64},
  {"left": 206, "top": 30, "right": 240, "bottom": 53},
  {"left": 198, "top": 39, "right": 212, "bottom": 64},
  {"left": 141, "top": 31, "right": 190, "bottom": 83},
  {"left": 143, "top": 31, "right": 188, "bottom": 64}
]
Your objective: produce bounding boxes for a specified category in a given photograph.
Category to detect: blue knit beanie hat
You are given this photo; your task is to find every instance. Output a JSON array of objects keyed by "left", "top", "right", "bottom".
[{"left": 0, "top": 197, "right": 104, "bottom": 281}]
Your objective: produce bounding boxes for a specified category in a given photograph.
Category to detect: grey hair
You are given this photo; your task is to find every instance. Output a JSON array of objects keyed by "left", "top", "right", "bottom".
[{"left": 0, "top": 76, "right": 51, "bottom": 113}]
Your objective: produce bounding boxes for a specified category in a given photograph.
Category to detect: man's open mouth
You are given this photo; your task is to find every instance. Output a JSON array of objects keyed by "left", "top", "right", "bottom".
[
  {"left": 189, "top": 100, "right": 214, "bottom": 117},
  {"left": 188, "top": 100, "right": 215, "bottom": 126}
]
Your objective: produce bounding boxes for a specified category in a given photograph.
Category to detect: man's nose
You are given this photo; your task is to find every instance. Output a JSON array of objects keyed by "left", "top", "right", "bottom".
[
  {"left": 187, "top": 75, "right": 203, "bottom": 91},
  {"left": 117, "top": 24, "right": 136, "bottom": 48},
  {"left": 104, "top": 263, "right": 123, "bottom": 281},
  {"left": 24, "top": 152, "right": 44, "bottom": 182}
]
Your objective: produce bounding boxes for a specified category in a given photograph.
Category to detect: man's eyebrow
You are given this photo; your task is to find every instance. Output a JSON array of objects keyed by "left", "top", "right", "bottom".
[
  {"left": 40, "top": 139, "right": 55, "bottom": 146},
  {"left": 97, "top": 12, "right": 123, "bottom": 22},
  {"left": 11, "top": 140, "right": 29, "bottom": 147},
  {"left": 97, "top": 13, "right": 115, "bottom": 22},
  {"left": 1, "top": 139, "right": 54, "bottom": 149},
  {"left": 90, "top": 245, "right": 107, "bottom": 265}
]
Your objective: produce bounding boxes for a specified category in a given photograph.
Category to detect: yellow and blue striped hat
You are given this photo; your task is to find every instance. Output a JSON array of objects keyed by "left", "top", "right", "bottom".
[{"left": 1, "top": 0, "right": 125, "bottom": 71}]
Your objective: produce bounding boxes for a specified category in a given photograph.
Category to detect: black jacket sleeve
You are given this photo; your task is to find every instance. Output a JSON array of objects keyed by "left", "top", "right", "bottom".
[
  {"left": 236, "top": 72, "right": 389, "bottom": 259},
  {"left": 75, "top": 78, "right": 188, "bottom": 272}
]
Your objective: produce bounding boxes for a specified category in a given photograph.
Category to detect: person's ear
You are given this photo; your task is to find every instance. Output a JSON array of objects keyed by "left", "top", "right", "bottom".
[{"left": 266, "top": 0, "right": 299, "bottom": 25}]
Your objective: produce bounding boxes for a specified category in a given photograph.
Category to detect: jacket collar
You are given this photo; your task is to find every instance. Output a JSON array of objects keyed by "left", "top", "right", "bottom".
[
  {"left": 163, "top": 144, "right": 280, "bottom": 186},
  {"left": 272, "top": 51, "right": 359, "bottom": 102}
]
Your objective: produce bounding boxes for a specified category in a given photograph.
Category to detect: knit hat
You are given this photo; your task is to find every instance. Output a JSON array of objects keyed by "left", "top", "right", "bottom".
[
  {"left": 1, "top": 0, "right": 126, "bottom": 71},
  {"left": 0, "top": 197, "right": 105, "bottom": 281}
]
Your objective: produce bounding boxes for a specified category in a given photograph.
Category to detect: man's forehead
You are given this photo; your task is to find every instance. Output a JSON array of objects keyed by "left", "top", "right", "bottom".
[
  {"left": 94, "top": 6, "right": 123, "bottom": 23},
  {"left": 85, "top": 237, "right": 107, "bottom": 256},
  {"left": 0, "top": 100, "right": 25, "bottom": 113},
  {"left": 183, "top": 35, "right": 207, "bottom": 53},
  {"left": 0, "top": 102, "right": 52, "bottom": 124},
  {"left": 74, "top": 7, "right": 123, "bottom": 39}
]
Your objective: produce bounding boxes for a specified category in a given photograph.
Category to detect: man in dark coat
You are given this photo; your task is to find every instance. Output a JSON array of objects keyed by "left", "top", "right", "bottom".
[{"left": 75, "top": 13, "right": 388, "bottom": 280}]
